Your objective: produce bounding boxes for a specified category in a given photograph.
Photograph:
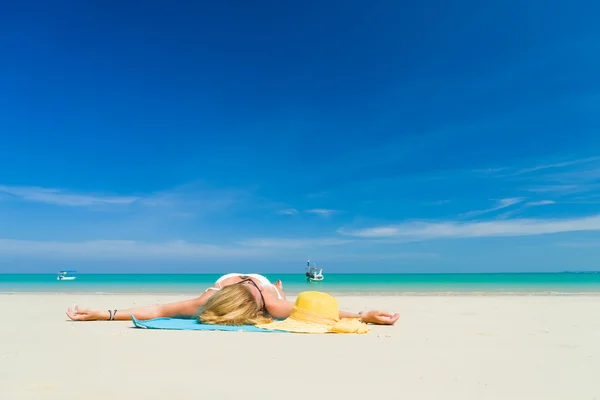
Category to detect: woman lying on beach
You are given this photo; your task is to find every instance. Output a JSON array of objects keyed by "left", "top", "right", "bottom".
[{"left": 66, "top": 273, "right": 400, "bottom": 326}]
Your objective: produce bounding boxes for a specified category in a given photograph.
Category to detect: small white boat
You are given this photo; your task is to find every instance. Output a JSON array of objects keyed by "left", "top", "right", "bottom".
[
  {"left": 305, "top": 258, "right": 324, "bottom": 282},
  {"left": 57, "top": 270, "right": 77, "bottom": 281}
]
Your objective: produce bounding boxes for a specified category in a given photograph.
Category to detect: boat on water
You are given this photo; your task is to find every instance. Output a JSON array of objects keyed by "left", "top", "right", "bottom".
[
  {"left": 57, "top": 270, "right": 77, "bottom": 281},
  {"left": 305, "top": 258, "right": 324, "bottom": 282}
]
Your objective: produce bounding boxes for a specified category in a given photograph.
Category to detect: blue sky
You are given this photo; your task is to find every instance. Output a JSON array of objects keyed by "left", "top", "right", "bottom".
[{"left": 1, "top": 1, "right": 600, "bottom": 273}]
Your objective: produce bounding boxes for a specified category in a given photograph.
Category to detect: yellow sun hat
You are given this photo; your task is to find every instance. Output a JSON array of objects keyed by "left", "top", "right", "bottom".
[{"left": 256, "top": 291, "right": 370, "bottom": 334}]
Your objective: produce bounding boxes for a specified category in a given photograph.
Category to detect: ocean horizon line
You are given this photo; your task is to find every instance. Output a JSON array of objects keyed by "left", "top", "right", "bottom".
[{"left": 2, "top": 271, "right": 600, "bottom": 276}]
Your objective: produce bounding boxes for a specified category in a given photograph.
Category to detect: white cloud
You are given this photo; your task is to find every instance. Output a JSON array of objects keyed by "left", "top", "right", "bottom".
[
  {"left": 304, "top": 208, "right": 337, "bottom": 217},
  {"left": 276, "top": 208, "right": 299, "bottom": 215},
  {"left": 0, "top": 239, "right": 267, "bottom": 260},
  {"left": 459, "top": 197, "right": 525, "bottom": 218},
  {"left": 526, "top": 200, "right": 556, "bottom": 206},
  {"left": 338, "top": 214, "right": 600, "bottom": 240},
  {"left": 350, "top": 227, "right": 399, "bottom": 237},
  {"left": 0, "top": 185, "right": 139, "bottom": 207}
]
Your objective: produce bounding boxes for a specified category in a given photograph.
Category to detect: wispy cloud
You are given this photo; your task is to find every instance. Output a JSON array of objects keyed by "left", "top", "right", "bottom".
[
  {"left": 459, "top": 197, "right": 525, "bottom": 218},
  {"left": 0, "top": 239, "right": 268, "bottom": 260},
  {"left": 525, "top": 200, "right": 556, "bottom": 206},
  {"left": 473, "top": 157, "right": 600, "bottom": 178},
  {"left": 473, "top": 167, "right": 509, "bottom": 174},
  {"left": 525, "top": 177, "right": 600, "bottom": 196},
  {"left": 0, "top": 236, "right": 363, "bottom": 259},
  {"left": 511, "top": 157, "right": 600, "bottom": 176},
  {"left": 495, "top": 200, "right": 556, "bottom": 219},
  {"left": 526, "top": 185, "right": 580, "bottom": 193},
  {"left": 472, "top": 156, "right": 600, "bottom": 199},
  {"left": 237, "top": 237, "right": 354, "bottom": 249},
  {"left": 338, "top": 214, "right": 600, "bottom": 240},
  {"left": 0, "top": 183, "right": 252, "bottom": 221},
  {"left": 275, "top": 207, "right": 339, "bottom": 217},
  {"left": 139, "top": 183, "right": 247, "bottom": 211},
  {"left": 0, "top": 185, "right": 139, "bottom": 207},
  {"left": 276, "top": 208, "right": 299, "bottom": 215},
  {"left": 304, "top": 208, "right": 338, "bottom": 217}
]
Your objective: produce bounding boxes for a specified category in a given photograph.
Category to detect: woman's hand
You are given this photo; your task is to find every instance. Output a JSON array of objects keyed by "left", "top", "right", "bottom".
[
  {"left": 361, "top": 310, "right": 400, "bottom": 325},
  {"left": 66, "top": 306, "right": 107, "bottom": 321}
]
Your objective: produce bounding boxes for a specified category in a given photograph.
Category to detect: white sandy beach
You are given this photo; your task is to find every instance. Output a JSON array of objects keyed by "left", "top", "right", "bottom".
[{"left": 0, "top": 293, "right": 598, "bottom": 399}]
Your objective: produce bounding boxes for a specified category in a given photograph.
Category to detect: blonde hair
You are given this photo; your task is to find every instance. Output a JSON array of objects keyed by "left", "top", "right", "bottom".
[{"left": 198, "top": 284, "right": 272, "bottom": 326}]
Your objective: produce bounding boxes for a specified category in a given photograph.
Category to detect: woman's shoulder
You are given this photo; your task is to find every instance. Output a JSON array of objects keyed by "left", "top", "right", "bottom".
[{"left": 264, "top": 295, "right": 293, "bottom": 319}]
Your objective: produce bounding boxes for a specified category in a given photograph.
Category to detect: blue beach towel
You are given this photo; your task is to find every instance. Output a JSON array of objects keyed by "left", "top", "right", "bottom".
[{"left": 131, "top": 316, "right": 280, "bottom": 333}]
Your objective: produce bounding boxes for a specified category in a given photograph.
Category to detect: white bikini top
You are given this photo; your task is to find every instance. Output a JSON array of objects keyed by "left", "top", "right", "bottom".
[{"left": 205, "top": 273, "right": 283, "bottom": 299}]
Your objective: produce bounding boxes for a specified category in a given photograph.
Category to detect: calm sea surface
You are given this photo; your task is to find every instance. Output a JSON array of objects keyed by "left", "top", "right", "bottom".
[{"left": 1, "top": 273, "right": 600, "bottom": 294}]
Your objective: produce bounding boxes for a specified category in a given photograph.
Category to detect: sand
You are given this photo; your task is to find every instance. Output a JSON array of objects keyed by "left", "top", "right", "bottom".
[{"left": 0, "top": 293, "right": 598, "bottom": 399}]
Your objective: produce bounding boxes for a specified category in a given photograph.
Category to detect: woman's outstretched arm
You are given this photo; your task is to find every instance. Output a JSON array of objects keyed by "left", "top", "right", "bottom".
[
  {"left": 340, "top": 310, "right": 400, "bottom": 325},
  {"left": 66, "top": 291, "right": 215, "bottom": 321}
]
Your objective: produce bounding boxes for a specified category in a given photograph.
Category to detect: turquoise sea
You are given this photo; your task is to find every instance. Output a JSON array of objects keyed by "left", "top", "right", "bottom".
[{"left": 1, "top": 273, "right": 600, "bottom": 294}]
